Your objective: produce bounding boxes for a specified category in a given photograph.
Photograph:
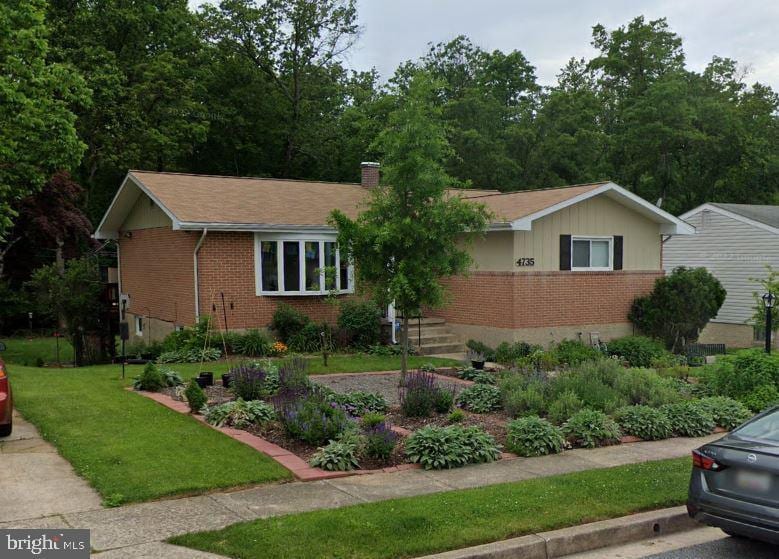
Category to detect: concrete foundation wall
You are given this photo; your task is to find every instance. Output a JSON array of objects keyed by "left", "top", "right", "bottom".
[
  {"left": 698, "top": 322, "right": 757, "bottom": 349},
  {"left": 447, "top": 322, "right": 634, "bottom": 348}
]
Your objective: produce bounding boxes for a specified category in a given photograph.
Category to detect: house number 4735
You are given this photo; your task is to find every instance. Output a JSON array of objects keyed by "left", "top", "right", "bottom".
[{"left": 516, "top": 257, "right": 535, "bottom": 267}]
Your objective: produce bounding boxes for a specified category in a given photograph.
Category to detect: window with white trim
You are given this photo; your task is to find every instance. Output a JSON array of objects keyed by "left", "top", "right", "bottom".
[
  {"left": 571, "top": 236, "right": 613, "bottom": 271},
  {"left": 255, "top": 234, "right": 354, "bottom": 296},
  {"left": 135, "top": 315, "right": 144, "bottom": 336}
]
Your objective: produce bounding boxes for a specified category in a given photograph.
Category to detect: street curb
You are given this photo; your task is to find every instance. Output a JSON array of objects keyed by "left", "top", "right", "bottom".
[{"left": 417, "top": 506, "right": 698, "bottom": 558}]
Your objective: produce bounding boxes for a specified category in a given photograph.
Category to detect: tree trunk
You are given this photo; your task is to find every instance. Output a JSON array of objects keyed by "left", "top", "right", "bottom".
[
  {"left": 401, "top": 314, "right": 409, "bottom": 375},
  {"left": 56, "top": 236, "right": 67, "bottom": 330}
]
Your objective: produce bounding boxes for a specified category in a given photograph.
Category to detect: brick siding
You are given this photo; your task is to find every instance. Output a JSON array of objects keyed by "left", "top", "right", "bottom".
[{"left": 433, "top": 270, "right": 662, "bottom": 329}]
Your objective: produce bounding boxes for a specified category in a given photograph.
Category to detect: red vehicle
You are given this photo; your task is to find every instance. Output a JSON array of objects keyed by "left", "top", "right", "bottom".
[{"left": 0, "top": 342, "right": 12, "bottom": 437}]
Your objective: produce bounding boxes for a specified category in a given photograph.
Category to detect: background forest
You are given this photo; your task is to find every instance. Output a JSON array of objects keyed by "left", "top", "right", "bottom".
[{"left": 1, "top": 0, "right": 778, "bottom": 333}]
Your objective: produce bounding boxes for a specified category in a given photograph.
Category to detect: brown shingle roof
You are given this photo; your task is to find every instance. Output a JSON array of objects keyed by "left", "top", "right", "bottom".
[{"left": 128, "top": 171, "right": 606, "bottom": 227}]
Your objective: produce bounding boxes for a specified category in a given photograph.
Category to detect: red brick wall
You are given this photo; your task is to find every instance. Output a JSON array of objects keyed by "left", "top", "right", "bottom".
[
  {"left": 197, "top": 232, "right": 344, "bottom": 330},
  {"left": 434, "top": 270, "right": 662, "bottom": 329},
  {"left": 119, "top": 228, "right": 198, "bottom": 325}
]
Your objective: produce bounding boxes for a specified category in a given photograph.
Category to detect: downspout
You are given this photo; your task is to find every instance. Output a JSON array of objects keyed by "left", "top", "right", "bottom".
[{"left": 194, "top": 229, "right": 208, "bottom": 320}]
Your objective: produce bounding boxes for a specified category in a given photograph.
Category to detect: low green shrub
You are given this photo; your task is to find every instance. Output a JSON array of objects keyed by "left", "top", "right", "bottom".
[
  {"left": 448, "top": 409, "right": 465, "bottom": 423},
  {"left": 457, "top": 384, "right": 502, "bottom": 413},
  {"left": 329, "top": 391, "right": 388, "bottom": 416},
  {"left": 506, "top": 416, "right": 565, "bottom": 457},
  {"left": 702, "top": 349, "right": 779, "bottom": 404},
  {"left": 563, "top": 409, "right": 622, "bottom": 448},
  {"left": 501, "top": 382, "right": 546, "bottom": 418},
  {"left": 551, "top": 366, "right": 626, "bottom": 414},
  {"left": 693, "top": 397, "right": 753, "bottom": 430},
  {"left": 517, "top": 349, "right": 559, "bottom": 372},
  {"left": 466, "top": 340, "right": 496, "bottom": 362},
  {"left": 606, "top": 336, "right": 669, "bottom": 368},
  {"left": 405, "top": 425, "right": 501, "bottom": 469},
  {"left": 360, "top": 413, "right": 386, "bottom": 429},
  {"left": 661, "top": 402, "right": 715, "bottom": 437},
  {"left": 434, "top": 389, "right": 454, "bottom": 413},
  {"left": 338, "top": 300, "right": 381, "bottom": 347},
  {"left": 232, "top": 329, "right": 272, "bottom": 357},
  {"left": 288, "top": 322, "right": 332, "bottom": 353},
  {"left": 271, "top": 302, "right": 310, "bottom": 342},
  {"left": 472, "top": 371, "right": 496, "bottom": 385},
  {"left": 156, "top": 347, "right": 222, "bottom": 363},
  {"left": 133, "top": 362, "right": 166, "bottom": 392},
  {"left": 495, "top": 341, "right": 534, "bottom": 365},
  {"left": 204, "top": 399, "right": 275, "bottom": 428},
  {"left": 742, "top": 384, "right": 779, "bottom": 413},
  {"left": 309, "top": 439, "right": 359, "bottom": 471},
  {"left": 614, "top": 405, "right": 673, "bottom": 440},
  {"left": 612, "top": 368, "right": 681, "bottom": 407},
  {"left": 184, "top": 379, "right": 207, "bottom": 413},
  {"left": 554, "top": 340, "right": 602, "bottom": 366},
  {"left": 547, "top": 390, "right": 584, "bottom": 424}
]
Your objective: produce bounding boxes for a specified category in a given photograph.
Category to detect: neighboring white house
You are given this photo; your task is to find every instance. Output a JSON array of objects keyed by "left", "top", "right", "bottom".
[{"left": 664, "top": 203, "right": 779, "bottom": 348}]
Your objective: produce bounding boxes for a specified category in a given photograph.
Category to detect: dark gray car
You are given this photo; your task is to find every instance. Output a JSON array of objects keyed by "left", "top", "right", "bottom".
[{"left": 688, "top": 406, "right": 779, "bottom": 544}]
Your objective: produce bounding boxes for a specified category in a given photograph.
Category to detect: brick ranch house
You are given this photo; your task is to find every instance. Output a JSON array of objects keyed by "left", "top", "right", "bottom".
[{"left": 94, "top": 164, "right": 694, "bottom": 349}]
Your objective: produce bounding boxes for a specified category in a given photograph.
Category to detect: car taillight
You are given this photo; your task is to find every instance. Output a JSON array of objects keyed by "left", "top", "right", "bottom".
[
  {"left": 0, "top": 362, "right": 5, "bottom": 378},
  {"left": 692, "top": 449, "right": 723, "bottom": 471}
]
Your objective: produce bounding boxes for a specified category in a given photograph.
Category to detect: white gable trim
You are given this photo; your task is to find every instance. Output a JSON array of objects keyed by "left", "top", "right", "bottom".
[
  {"left": 94, "top": 172, "right": 182, "bottom": 239},
  {"left": 509, "top": 182, "right": 695, "bottom": 235},
  {"left": 680, "top": 203, "right": 779, "bottom": 236}
]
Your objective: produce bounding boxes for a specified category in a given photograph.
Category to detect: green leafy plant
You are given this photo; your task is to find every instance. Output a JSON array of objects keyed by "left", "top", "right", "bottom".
[
  {"left": 614, "top": 405, "right": 672, "bottom": 440},
  {"left": 232, "top": 329, "right": 272, "bottom": 357},
  {"left": 458, "top": 367, "right": 480, "bottom": 380},
  {"left": 506, "top": 416, "right": 565, "bottom": 457},
  {"left": 702, "top": 349, "right": 779, "bottom": 405},
  {"left": 612, "top": 367, "right": 681, "bottom": 407},
  {"left": 563, "top": 409, "right": 622, "bottom": 448},
  {"left": 434, "top": 388, "right": 454, "bottom": 413},
  {"left": 399, "top": 371, "right": 451, "bottom": 417},
  {"left": 309, "top": 439, "right": 360, "bottom": 471},
  {"left": 204, "top": 399, "right": 275, "bottom": 428},
  {"left": 405, "top": 425, "right": 500, "bottom": 469},
  {"left": 547, "top": 390, "right": 584, "bottom": 424},
  {"left": 360, "top": 413, "right": 386, "bottom": 429},
  {"left": 184, "top": 379, "right": 207, "bottom": 413},
  {"left": 448, "top": 409, "right": 465, "bottom": 423},
  {"left": 133, "top": 362, "right": 166, "bottom": 392},
  {"left": 337, "top": 300, "right": 382, "bottom": 347},
  {"left": 501, "top": 382, "right": 546, "bottom": 418},
  {"left": 693, "top": 397, "right": 753, "bottom": 430},
  {"left": 742, "top": 384, "right": 779, "bottom": 413},
  {"left": 158, "top": 366, "right": 183, "bottom": 387},
  {"left": 363, "top": 422, "right": 398, "bottom": 460},
  {"left": 328, "top": 391, "right": 388, "bottom": 416},
  {"left": 660, "top": 402, "right": 715, "bottom": 437},
  {"left": 554, "top": 339, "right": 602, "bottom": 366},
  {"left": 466, "top": 340, "right": 496, "bottom": 362},
  {"left": 420, "top": 363, "right": 437, "bottom": 373},
  {"left": 472, "top": 371, "right": 496, "bottom": 385},
  {"left": 288, "top": 322, "right": 332, "bottom": 353},
  {"left": 494, "top": 341, "right": 534, "bottom": 365},
  {"left": 271, "top": 302, "right": 310, "bottom": 342},
  {"left": 457, "top": 384, "right": 501, "bottom": 413},
  {"left": 280, "top": 393, "right": 349, "bottom": 445},
  {"left": 606, "top": 336, "right": 669, "bottom": 368}
]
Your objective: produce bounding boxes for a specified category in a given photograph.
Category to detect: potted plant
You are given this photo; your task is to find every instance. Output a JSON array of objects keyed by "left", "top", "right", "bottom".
[
  {"left": 194, "top": 376, "right": 209, "bottom": 389},
  {"left": 198, "top": 372, "right": 214, "bottom": 386},
  {"left": 221, "top": 373, "right": 232, "bottom": 388},
  {"left": 468, "top": 350, "right": 485, "bottom": 370}
]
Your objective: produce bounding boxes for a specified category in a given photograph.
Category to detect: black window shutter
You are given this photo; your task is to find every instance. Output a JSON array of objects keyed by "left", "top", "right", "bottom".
[
  {"left": 559, "top": 235, "right": 571, "bottom": 271},
  {"left": 613, "top": 236, "right": 623, "bottom": 270}
]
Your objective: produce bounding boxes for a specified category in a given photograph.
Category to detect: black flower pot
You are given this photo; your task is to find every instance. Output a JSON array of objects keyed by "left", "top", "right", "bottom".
[
  {"left": 194, "top": 376, "right": 209, "bottom": 389},
  {"left": 198, "top": 372, "right": 214, "bottom": 386},
  {"left": 221, "top": 373, "right": 232, "bottom": 388},
  {"left": 471, "top": 360, "right": 485, "bottom": 370}
]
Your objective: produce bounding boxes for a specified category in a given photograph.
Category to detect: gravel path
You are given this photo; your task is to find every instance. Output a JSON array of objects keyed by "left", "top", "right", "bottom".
[{"left": 311, "top": 372, "right": 465, "bottom": 406}]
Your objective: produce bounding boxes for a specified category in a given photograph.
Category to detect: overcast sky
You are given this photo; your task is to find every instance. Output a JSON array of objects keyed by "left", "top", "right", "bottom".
[{"left": 192, "top": 1, "right": 779, "bottom": 89}]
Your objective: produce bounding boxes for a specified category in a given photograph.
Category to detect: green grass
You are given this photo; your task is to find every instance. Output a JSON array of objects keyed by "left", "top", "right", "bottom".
[
  {"left": 10, "top": 363, "right": 291, "bottom": 505},
  {"left": 171, "top": 458, "right": 691, "bottom": 559},
  {"left": 0, "top": 336, "right": 74, "bottom": 366}
]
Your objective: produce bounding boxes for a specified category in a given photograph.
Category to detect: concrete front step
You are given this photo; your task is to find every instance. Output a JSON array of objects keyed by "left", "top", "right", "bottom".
[
  {"left": 415, "top": 342, "right": 466, "bottom": 356},
  {"left": 399, "top": 316, "right": 446, "bottom": 326},
  {"left": 409, "top": 333, "right": 460, "bottom": 345}
]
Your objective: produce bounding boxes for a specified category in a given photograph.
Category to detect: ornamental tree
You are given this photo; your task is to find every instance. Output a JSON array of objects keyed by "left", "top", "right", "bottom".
[
  {"left": 330, "top": 71, "right": 491, "bottom": 372},
  {"left": 629, "top": 266, "right": 726, "bottom": 352}
]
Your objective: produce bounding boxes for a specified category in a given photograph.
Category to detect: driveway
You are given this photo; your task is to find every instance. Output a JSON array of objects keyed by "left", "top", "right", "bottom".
[{"left": 0, "top": 411, "right": 102, "bottom": 524}]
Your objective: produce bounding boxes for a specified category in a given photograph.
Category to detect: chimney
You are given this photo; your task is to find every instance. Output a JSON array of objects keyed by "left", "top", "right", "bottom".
[{"left": 361, "top": 161, "right": 380, "bottom": 188}]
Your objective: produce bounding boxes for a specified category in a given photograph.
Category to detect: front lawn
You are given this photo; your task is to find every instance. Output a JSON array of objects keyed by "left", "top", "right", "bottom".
[
  {"left": 170, "top": 457, "right": 691, "bottom": 559},
  {"left": 10, "top": 364, "right": 291, "bottom": 505},
  {"left": 0, "top": 336, "right": 74, "bottom": 366}
]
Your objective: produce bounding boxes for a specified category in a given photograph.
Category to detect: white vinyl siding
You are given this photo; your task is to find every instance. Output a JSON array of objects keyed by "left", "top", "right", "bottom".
[{"left": 663, "top": 210, "right": 779, "bottom": 325}]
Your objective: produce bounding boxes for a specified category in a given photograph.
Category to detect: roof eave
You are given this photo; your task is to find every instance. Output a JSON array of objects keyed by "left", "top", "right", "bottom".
[
  {"left": 680, "top": 203, "right": 779, "bottom": 236},
  {"left": 177, "top": 222, "right": 337, "bottom": 234}
]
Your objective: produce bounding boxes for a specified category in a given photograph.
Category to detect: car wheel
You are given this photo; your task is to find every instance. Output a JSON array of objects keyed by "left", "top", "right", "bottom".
[{"left": 0, "top": 421, "right": 11, "bottom": 437}]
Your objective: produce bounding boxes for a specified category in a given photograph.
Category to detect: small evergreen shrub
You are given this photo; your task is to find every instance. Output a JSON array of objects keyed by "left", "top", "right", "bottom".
[
  {"left": 271, "top": 302, "right": 310, "bottom": 342},
  {"left": 506, "top": 416, "right": 565, "bottom": 456},
  {"left": 405, "top": 425, "right": 500, "bottom": 469},
  {"left": 606, "top": 336, "right": 669, "bottom": 367},
  {"left": 204, "top": 399, "right": 275, "bottom": 428},
  {"left": 614, "top": 405, "right": 673, "bottom": 440},
  {"left": 184, "top": 379, "right": 207, "bottom": 413},
  {"left": 547, "top": 390, "right": 584, "bottom": 424},
  {"left": 337, "top": 300, "right": 382, "bottom": 347},
  {"left": 554, "top": 340, "right": 602, "bottom": 366},
  {"left": 363, "top": 422, "right": 398, "bottom": 460},
  {"left": 309, "top": 439, "right": 359, "bottom": 471},
  {"left": 133, "top": 362, "right": 166, "bottom": 391},
  {"left": 457, "top": 384, "right": 502, "bottom": 413},
  {"left": 693, "top": 397, "right": 753, "bottom": 430},
  {"left": 563, "top": 409, "right": 622, "bottom": 448},
  {"left": 661, "top": 402, "right": 715, "bottom": 437}
]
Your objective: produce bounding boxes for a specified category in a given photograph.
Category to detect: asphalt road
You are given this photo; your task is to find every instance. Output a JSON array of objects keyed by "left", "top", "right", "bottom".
[{"left": 645, "top": 536, "right": 776, "bottom": 558}]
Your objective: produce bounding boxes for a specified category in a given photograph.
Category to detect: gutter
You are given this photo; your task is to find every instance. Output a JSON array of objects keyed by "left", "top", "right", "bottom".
[{"left": 193, "top": 229, "right": 208, "bottom": 320}]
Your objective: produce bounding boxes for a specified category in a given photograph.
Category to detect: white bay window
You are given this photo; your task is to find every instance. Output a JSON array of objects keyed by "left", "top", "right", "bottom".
[{"left": 255, "top": 233, "right": 353, "bottom": 296}]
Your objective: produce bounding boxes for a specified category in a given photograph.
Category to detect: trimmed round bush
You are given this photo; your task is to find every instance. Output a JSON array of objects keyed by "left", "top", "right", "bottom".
[
  {"left": 184, "top": 379, "right": 207, "bottom": 413},
  {"left": 693, "top": 397, "right": 753, "bottom": 430},
  {"left": 614, "top": 405, "right": 672, "bottom": 440},
  {"left": 607, "top": 336, "right": 669, "bottom": 368},
  {"left": 457, "top": 384, "right": 502, "bottom": 413},
  {"left": 661, "top": 402, "right": 715, "bottom": 437},
  {"left": 547, "top": 390, "right": 584, "bottom": 424},
  {"left": 405, "top": 425, "right": 501, "bottom": 469},
  {"left": 563, "top": 408, "right": 622, "bottom": 448},
  {"left": 134, "top": 362, "right": 166, "bottom": 391},
  {"left": 506, "top": 416, "right": 565, "bottom": 457}
]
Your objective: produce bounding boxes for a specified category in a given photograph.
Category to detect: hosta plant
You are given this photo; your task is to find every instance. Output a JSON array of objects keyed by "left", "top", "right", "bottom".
[
  {"left": 562, "top": 408, "right": 622, "bottom": 448},
  {"left": 204, "top": 399, "right": 275, "bottom": 428},
  {"left": 405, "top": 425, "right": 500, "bottom": 469},
  {"left": 661, "top": 402, "right": 715, "bottom": 437},
  {"left": 309, "top": 439, "right": 359, "bottom": 471},
  {"left": 457, "top": 384, "right": 501, "bottom": 413},
  {"left": 506, "top": 416, "right": 565, "bottom": 457},
  {"left": 693, "top": 397, "right": 753, "bottom": 430},
  {"left": 614, "top": 405, "right": 673, "bottom": 441}
]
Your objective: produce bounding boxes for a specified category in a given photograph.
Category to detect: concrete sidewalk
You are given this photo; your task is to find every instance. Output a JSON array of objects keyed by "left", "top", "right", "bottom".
[{"left": 0, "top": 430, "right": 718, "bottom": 556}]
